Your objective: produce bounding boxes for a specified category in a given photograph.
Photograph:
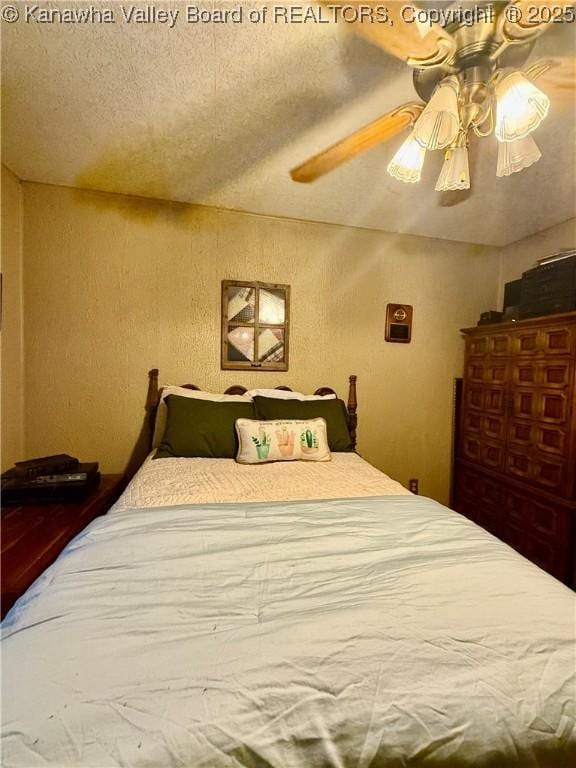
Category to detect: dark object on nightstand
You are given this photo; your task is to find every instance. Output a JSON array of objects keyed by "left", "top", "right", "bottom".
[
  {"left": 2, "top": 463, "right": 100, "bottom": 504},
  {"left": 1, "top": 474, "right": 125, "bottom": 619},
  {"left": 14, "top": 454, "right": 79, "bottom": 479}
]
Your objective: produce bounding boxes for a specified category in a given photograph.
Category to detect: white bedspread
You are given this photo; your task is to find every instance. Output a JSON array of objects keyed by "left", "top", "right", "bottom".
[
  {"left": 2, "top": 493, "right": 575, "bottom": 767},
  {"left": 113, "top": 452, "right": 411, "bottom": 510}
]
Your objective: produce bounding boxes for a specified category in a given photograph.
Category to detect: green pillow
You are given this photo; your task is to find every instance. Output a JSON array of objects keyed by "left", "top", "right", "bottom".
[
  {"left": 253, "top": 396, "right": 353, "bottom": 452},
  {"left": 155, "top": 395, "right": 255, "bottom": 459}
]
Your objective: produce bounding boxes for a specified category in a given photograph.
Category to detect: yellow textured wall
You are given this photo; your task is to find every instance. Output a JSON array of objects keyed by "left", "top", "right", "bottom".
[
  {"left": 1, "top": 165, "right": 24, "bottom": 471},
  {"left": 21, "top": 182, "right": 500, "bottom": 503}
]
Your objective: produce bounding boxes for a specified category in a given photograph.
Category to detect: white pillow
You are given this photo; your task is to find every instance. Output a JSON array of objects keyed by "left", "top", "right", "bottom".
[
  {"left": 235, "top": 418, "right": 331, "bottom": 464},
  {"left": 246, "top": 388, "right": 336, "bottom": 401},
  {"left": 152, "top": 386, "right": 253, "bottom": 448}
]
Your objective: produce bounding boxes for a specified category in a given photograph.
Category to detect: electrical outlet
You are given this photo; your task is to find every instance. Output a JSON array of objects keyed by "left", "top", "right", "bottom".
[{"left": 408, "top": 478, "right": 419, "bottom": 494}]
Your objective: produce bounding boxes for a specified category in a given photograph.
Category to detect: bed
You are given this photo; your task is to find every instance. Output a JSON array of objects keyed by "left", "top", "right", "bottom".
[{"left": 2, "top": 372, "right": 575, "bottom": 767}]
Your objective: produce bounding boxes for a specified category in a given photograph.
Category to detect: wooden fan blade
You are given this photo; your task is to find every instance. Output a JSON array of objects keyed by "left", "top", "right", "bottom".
[
  {"left": 540, "top": 57, "right": 576, "bottom": 89},
  {"left": 504, "top": 1, "right": 576, "bottom": 38},
  {"left": 531, "top": 57, "right": 576, "bottom": 105},
  {"left": 321, "top": 2, "right": 455, "bottom": 66},
  {"left": 290, "top": 103, "right": 424, "bottom": 184}
]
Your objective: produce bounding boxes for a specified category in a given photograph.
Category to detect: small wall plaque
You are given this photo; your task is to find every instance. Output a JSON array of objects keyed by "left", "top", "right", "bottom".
[{"left": 385, "top": 303, "right": 413, "bottom": 344}]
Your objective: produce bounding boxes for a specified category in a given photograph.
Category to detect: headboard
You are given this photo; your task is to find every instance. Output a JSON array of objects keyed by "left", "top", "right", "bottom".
[{"left": 145, "top": 368, "right": 358, "bottom": 451}]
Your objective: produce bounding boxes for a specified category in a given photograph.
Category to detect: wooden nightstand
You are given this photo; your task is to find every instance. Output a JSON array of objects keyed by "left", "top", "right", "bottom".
[{"left": 1, "top": 474, "right": 125, "bottom": 619}]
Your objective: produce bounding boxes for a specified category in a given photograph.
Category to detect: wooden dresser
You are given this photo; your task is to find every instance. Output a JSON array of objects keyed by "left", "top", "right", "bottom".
[{"left": 453, "top": 312, "right": 576, "bottom": 586}]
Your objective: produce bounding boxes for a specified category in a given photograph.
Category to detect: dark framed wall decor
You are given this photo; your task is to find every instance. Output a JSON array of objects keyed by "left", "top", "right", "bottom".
[{"left": 221, "top": 280, "right": 290, "bottom": 371}]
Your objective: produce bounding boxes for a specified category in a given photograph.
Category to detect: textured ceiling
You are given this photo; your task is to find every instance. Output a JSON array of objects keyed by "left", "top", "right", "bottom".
[{"left": 2, "top": 1, "right": 575, "bottom": 246}]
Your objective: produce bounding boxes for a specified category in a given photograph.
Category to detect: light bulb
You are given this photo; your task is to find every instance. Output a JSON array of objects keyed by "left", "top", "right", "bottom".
[
  {"left": 497, "top": 134, "right": 542, "bottom": 177},
  {"left": 495, "top": 71, "right": 549, "bottom": 143},
  {"left": 387, "top": 131, "right": 426, "bottom": 184},
  {"left": 414, "top": 76, "right": 460, "bottom": 151},
  {"left": 435, "top": 146, "right": 470, "bottom": 191}
]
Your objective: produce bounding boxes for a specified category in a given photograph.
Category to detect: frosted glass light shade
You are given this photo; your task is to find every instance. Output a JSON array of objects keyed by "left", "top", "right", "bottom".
[
  {"left": 495, "top": 71, "right": 550, "bottom": 143},
  {"left": 387, "top": 131, "right": 426, "bottom": 184},
  {"left": 497, "top": 134, "right": 542, "bottom": 177},
  {"left": 435, "top": 146, "right": 470, "bottom": 191},
  {"left": 414, "top": 76, "right": 460, "bottom": 151}
]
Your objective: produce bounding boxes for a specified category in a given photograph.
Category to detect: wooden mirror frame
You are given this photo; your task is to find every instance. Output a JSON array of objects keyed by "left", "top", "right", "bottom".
[
  {"left": 221, "top": 280, "right": 290, "bottom": 372},
  {"left": 145, "top": 369, "right": 358, "bottom": 451}
]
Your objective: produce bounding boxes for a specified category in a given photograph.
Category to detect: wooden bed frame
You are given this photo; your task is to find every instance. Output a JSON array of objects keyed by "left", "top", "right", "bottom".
[{"left": 145, "top": 368, "right": 358, "bottom": 451}]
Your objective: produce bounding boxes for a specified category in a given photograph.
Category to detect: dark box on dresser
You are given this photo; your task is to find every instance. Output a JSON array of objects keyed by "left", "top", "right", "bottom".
[{"left": 520, "top": 255, "right": 576, "bottom": 319}]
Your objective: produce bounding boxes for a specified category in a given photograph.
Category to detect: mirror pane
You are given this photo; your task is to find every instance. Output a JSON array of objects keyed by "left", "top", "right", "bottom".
[
  {"left": 258, "top": 328, "right": 284, "bottom": 363},
  {"left": 227, "top": 286, "right": 255, "bottom": 323},
  {"left": 227, "top": 326, "right": 254, "bottom": 362},
  {"left": 259, "top": 289, "right": 285, "bottom": 324}
]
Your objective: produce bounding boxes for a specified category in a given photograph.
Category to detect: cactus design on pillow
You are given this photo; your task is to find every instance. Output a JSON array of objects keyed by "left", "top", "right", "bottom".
[
  {"left": 300, "top": 428, "right": 319, "bottom": 455},
  {"left": 275, "top": 426, "right": 295, "bottom": 457},
  {"left": 252, "top": 428, "right": 271, "bottom": 460}
]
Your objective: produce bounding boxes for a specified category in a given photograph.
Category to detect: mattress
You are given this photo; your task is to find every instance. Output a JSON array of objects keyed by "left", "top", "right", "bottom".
[
  {"left": 2, "top": 483, "right": 575, "bottom": 766},
  {"left": 112, "top": 451, "right": 411, "bottom": 510}
]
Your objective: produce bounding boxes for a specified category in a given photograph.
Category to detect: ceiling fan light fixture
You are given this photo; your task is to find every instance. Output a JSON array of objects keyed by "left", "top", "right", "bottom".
[
  {"left": 497, "top": 133, "right": 542, "bottom": 177},
  {"left": 435, "top": 146, "right": 470, "bottom": 191},
  {"left": 387, "top": 131, "right": 426, "bottom": 184},
  {"left": 495, "top": 71, "right": 550, "bottom": 143},
  {"left": 414, "top": 76, "right": 460, "bottom": 151}
]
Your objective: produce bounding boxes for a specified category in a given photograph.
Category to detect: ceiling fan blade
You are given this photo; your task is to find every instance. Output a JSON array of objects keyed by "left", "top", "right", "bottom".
[
  {"left": 290, "top": 103, "right": 423, "bottom": 183},
  {"left": 503, "top": 1, "right": 576, "bottom": 39},
  {"left": 321, "top": 2, "right": 456, "bottom": 66},
  {"left": 528, "top": 57, "right": 576, "bottom": 104}
]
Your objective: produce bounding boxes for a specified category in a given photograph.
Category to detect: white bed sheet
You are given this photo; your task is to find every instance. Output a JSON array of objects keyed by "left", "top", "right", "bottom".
[
  {"left": 2, "top": 488, "right": 575, "bottom": 767},
  {"left": 112, "top": 452, "right": 411, "bottom": 511}
]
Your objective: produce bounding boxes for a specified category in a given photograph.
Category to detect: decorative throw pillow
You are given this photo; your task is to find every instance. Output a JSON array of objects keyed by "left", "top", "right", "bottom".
[
  {"left": 252, "top": 396, "right": 353, "bottom": 452},
  {"left": 152, "top": 386, "right": 252, "bottom": 448},
  {"left": 235, "top": 418, "right": 331, "bottom": 464},
  {"left": 155, "top": 395, "right": 255, "bottom": 459}
]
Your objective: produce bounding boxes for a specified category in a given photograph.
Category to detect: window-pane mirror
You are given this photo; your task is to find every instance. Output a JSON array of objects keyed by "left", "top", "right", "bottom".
[{"left": 222, "top": 281, "right": 290, "bottom": 371}]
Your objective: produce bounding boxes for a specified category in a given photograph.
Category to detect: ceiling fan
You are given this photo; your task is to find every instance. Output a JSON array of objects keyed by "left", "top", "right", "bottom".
[{"left": 289, "top": 1, "right": 576, "bottom": 195}]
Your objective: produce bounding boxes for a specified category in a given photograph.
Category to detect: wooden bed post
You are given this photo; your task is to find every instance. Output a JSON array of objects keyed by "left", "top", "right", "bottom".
[
  {"left": 348, "top": 375, "right": 358, "bottom": 451},
  {"left": 146, "top": 368, "right": 160, "bottom": 447}
]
